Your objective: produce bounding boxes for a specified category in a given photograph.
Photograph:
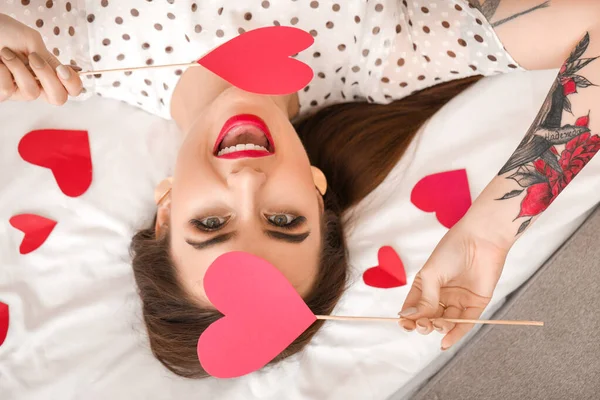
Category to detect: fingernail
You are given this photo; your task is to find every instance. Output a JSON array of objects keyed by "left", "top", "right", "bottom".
[
  {"left": 56, "top": 65, "right": 71, "bottom": 80},
  {"left": 416, "top": 323, "right": 427, "bottom": 334},
  {"left": 400, "top": 307, "right": 417, "bottom": 317},
  {"left": 29, "top": 52, "right": 46, "bottom": 69},
  {"left": 402, "top": 326, "right": 414, "bottom": 333},
  {"left": 0, "top": 48, "right": 16, "bottom": 61},
  {"left": 441, "top": 346, "right": 449, "bottom": 351},
  {"left": 433, "top": 324, "right": 443, "bottom": 333}
]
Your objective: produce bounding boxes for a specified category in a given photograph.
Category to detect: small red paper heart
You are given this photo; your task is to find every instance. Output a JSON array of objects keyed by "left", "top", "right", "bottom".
[
  {"left": 411, "top": 169, "right": 472, "bottom": 229},
  {"left": 198, "top": 26, "right": 314, "bottom": 95},
  {"left": 9, "top": 214, "right": 57, "bottom": 254},
  {"left": 363, "top": 246, "right": 407, "bottom": 289},
  {"left": 18, "top": 129, "right": 92, "bottom": 198},
  {"left": 0, "top": 302, "right": 8, "bottom": 347},
  {"left": 198, "top": 252, "right": 316, "bottom": 378}
]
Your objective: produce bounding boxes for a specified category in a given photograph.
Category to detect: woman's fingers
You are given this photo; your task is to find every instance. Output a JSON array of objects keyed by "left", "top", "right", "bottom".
[
  {"left": 398, "top": 271, "right": 442, "bottom": 332},
  {"left": 441, "top": 306, "right": 484, "bottom": 350},
  {"left": 28, "top": 52, "right": 67, "bottom": 105},
  {"left": 433, "top": 305, "right": 461, "bottom": 336},
  {"left": 29, "top": 50, "right": 82, "bottom": 103},
  {"left": 415, "top": 299, "right": 447, "bottom": 335},
  {"left": 0, "top": 46, "right": 82, "bottom": 103},
  {"left": 0, "top": 62, "right": 15, "bottom": 101},
  {"left": 56, "top": 64, "right": 83, "bottom": 97},
  {"left": 40, "top": 50, "right": 83, "bottom": 97},
  {"left": 412, "top": 270, "right": 442, "bottom": 319},
  {"left": 0, "top": 47, "right": 39, "bottom": 100},
  {"left": 40, "top": 49, "right": 83, "bottom": 97},
  {"left": 415, "top": 317, "right": 434, "bottom": 335},
  {"left": 398, "top": 317, "right": 416, "bottom": 332},
  {"left": 400, "top": 275, "right": 447, "bottom": 335},
  {"left": 398, "top": 281, "right": 423, "bottom": 332}
]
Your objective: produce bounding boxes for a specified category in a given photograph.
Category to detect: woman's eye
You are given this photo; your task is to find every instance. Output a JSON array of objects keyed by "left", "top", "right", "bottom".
[
  {"left": 198, "top": 216, "right": 228, "bottom": 230},
  {"left": 268, "top": 214, "right": 297, "bottom": 227}
]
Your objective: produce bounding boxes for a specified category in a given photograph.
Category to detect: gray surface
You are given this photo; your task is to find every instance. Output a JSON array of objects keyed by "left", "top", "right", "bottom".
[{"left": 412, "top": 206, "right": 600, "bottom": 400}]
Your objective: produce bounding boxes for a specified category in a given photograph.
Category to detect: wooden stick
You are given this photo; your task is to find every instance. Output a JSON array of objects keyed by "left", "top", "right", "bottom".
[
  {"left": 23, "top": 62, "right": 202, "bottom": 83},
  {"left": 76, "top": 62, "right": 201, "bottom": 77},
  {"left": 76, "top": 50, "right": 212, "bottom": 76},
  {"left": 315, "top": 315, "right": 544, "bottom": 327}
]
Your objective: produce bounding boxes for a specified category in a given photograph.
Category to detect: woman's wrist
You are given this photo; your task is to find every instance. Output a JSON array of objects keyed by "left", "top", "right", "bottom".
[
  {"left": 459, "top": 208, "right": 515, "bottom": 254},
  {"left": 458, "top": 176, "right": 527, "bottom": 253}
]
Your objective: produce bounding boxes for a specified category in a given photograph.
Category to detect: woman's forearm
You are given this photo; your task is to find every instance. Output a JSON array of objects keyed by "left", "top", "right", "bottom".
[{"left": 464, "top": 31, "right": 600, "bottom": 250}]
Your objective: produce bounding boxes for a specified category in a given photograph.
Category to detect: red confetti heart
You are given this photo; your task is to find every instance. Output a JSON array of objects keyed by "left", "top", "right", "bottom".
[
  {"left": 363, "top": 246, "right": 407, "bottom": 289},
  {"left": 0, "top": 302, "right": 8, "bottom": 347},
  {"left": 198, "top": 26, "right": 314, "bottom": 95},
  {"left": 411, "top": 169, "right": 472, "bottom": 229},
  {"left": 198, "top": 252, "right": 316, "bottom": 378},
  {"left": 9, "top": 214, "right": 57, "bottom": 254},
  {"left": 18, "top": 129, "right": 92, "bottom": 198}
]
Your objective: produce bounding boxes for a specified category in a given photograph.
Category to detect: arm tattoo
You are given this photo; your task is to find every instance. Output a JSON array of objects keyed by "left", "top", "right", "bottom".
[
  {"left": 468, "top": 0, "right": 551, "bottom": 27},
  {"left": 496, "top": 33, "right": 600, "bottom": 235}
]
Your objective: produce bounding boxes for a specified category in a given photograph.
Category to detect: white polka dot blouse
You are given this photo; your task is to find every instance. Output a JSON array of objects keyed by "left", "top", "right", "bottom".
[{"left": 2, "top": 0, "right": 524, "bottom": 120}]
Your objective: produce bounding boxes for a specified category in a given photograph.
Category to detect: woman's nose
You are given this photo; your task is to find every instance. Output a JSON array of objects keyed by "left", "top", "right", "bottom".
[{"left": 227, "top": 166, "right": 267, "bottom": 193}]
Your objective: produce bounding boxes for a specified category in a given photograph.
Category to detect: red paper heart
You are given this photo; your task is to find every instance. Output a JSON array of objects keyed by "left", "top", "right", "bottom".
[
  {"left": 198, "top": 26, "right": 314, "bottom": 95},
  {"left": 0, "top": 302, "right": 8, "bottom": 347},
  {"left": 198, "top": 252, "right": 316, "bottom": 378},
  {"left": 363, "top": 246, "right": 407, "bottom": 289},
  {"left": 18, "top": 129, "right": 92, "bottom": 198},
  {"left": 411, "top": 169, "right": 472, "bottom": 229},
  {"left": 9, "top": 214, "right": 57, "bottom": 254}
]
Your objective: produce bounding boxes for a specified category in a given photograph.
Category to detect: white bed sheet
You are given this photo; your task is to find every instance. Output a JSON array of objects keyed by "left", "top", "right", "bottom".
[{"left": 1, "top": 70, "right": 599, "bottom": 400}]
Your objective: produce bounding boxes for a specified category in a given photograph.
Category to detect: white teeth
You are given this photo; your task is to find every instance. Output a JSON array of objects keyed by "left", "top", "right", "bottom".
[{"left": 217, "top": 144, "right": 269, "bottom": 156}]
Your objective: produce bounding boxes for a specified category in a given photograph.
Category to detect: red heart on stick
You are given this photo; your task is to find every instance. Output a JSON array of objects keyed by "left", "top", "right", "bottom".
[
  {"left": 411, "top": 169, "right": 472, "bottom": 229},
  {"left": 9, "top": 214, "right": 57, "bottom": 254},
  {"left": 0, "top": 302, "right": 8, "bottom": 347},
  {"left": 18, "top": 129, "right": 92, "bottom": 198},
  {"left": 198, "top": 26, "right": 314, "bottom": 95},
  {"left": 363, "top": 246, "right": 407, "bottom": 289},
  {"left": 198, "top": 252, "right": 316, "bottom": 378}
]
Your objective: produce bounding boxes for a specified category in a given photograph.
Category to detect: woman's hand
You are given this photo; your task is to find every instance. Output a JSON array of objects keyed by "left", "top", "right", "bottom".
[
  {"left": 398, "top": 220, "right": 509, "bottom": 350},
  {"left": 0, "top": 13, "right": 82, "bottom": 105}
]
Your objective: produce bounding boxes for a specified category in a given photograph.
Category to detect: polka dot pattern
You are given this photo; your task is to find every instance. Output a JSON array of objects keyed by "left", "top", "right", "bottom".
[
  {"left": 373, "top": 0, "right": 524, "bottom": 106},
  {"left": 3, "top": 0, "right": 523, "bottom": 119}
]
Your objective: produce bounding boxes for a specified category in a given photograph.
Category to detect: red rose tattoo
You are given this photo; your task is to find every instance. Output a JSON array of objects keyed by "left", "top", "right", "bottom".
[
  {"left": 497, "top": 33, "right": 600, "bottom": 235},
  {"left": 561, "top": 78, "right": 578, "bottom": 96}
]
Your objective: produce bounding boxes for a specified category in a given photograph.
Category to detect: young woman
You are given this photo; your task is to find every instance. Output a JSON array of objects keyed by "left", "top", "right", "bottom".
[{"left": 1, "top": 0, "right": 599, "bottom": 378}]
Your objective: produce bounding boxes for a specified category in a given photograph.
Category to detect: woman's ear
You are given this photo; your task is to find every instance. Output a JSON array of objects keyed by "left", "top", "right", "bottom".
[
  {"left": 155, "top": 202, "right": 171, "bottom": 238},
  {"left": 154, "top": 178, "right": 173, "bottom": 237},
  {"left": 311, "top": 166, "right": 327, "bottom": 196}
]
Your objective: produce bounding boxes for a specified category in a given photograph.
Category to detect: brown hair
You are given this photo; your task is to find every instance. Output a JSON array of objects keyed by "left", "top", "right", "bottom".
[{"left": 130, "top": 75, "right": 482, "bottom": 378}]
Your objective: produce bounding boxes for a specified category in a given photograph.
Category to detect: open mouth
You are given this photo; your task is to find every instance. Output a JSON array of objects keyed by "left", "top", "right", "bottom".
[{"left": 214, "top": 114, "right": 275, "bottom": 159}]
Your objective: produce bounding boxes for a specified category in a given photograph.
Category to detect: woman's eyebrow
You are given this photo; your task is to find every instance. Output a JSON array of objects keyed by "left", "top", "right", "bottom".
[
  {"left": 264, "top": 230, "right": 310, "bottom": 244},
  {"left": 185, "top": 232, "right": 237, "bottom": 250}
]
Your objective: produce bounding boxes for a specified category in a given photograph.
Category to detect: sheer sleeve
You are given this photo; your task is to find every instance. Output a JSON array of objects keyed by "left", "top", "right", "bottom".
[{"left": 360, "top": 0, "right": 525, "bottom": 105}]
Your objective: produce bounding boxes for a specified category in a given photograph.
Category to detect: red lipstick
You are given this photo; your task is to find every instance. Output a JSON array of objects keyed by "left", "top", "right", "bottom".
[{"left": 214, "top": 114, "right": 275, "bottom": 159}]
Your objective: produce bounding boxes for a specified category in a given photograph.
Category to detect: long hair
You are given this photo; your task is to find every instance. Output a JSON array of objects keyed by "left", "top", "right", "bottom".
[{"left": 130, "top": 76, "right": 483, "bottom": 378}]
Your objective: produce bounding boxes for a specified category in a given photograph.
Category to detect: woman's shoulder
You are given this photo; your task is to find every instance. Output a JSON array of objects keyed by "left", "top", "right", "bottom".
[
  {"left": 298, "top": 0, "right": 526, "bottom": 115},
  {"left": 363, "top": 0, "right": 525, "bottom": 106}
]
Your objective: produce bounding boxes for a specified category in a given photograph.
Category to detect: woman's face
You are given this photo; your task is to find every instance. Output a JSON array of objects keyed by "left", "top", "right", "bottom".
[{"left": 161, "top": 87, "right": 322, "bottom": 302}]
